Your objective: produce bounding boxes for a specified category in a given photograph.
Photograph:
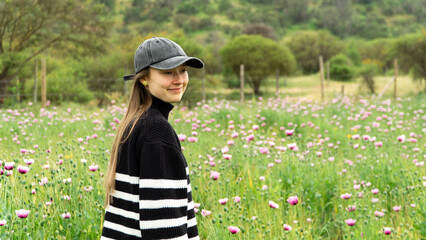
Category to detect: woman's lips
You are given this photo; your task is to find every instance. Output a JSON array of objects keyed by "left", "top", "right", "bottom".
[{"left": 168, "top": 88, "right": 182, "bottom": 92}]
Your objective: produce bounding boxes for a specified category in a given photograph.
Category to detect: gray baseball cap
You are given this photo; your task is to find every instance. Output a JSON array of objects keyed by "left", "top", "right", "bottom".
[{"left": 123, "top": 37, "right": 204, "bottom": 81}]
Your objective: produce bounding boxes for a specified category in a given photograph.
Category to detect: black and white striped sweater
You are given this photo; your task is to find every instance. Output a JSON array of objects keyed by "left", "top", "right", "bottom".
[{"left": 101, "top": 96, "right": 199, "bottom": 240}]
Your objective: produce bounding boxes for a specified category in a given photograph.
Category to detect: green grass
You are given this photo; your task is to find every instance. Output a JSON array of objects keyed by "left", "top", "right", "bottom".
[{"left": 0, "top": 93, "right": 424, "bottom": 239}]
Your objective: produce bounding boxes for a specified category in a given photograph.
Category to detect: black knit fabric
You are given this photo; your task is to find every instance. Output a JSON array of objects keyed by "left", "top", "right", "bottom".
[{"left": 101, "top": 96, "right": 199, "bottom": 240}]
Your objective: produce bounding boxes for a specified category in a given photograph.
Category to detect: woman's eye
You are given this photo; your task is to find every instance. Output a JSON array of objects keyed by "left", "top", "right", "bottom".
[
  {"left": 181, "top": 69, "right": 187, "bottom": 73},
  {"left": 164, "top": 71, "right": 172, "bottom": 75}
]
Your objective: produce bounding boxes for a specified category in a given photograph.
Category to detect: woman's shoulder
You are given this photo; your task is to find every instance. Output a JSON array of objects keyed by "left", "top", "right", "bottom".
[{"left": 136, "top": 110, "right": 176, "bottom": 143}]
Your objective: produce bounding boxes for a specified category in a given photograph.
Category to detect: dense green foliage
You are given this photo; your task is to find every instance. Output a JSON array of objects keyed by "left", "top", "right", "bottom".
[
  {"left": 392, "top": 31, "right": 426, "bottom": 91},
  {"left": 220, "top": 35, "right": 296, "bottom": 95},
  {"left": 1, "top": 0, "right": 426, "bottom": 106},
  {"left": 287, "top": 31, "right": 343, "bottom": 74},
  {"left": 328, "top": 54, "right": 354, "bottom": 82}
]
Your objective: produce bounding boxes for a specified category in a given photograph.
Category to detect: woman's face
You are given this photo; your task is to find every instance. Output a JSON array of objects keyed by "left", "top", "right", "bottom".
[{"left": 142, "top": 65, "right": 189, "bottom": 103}]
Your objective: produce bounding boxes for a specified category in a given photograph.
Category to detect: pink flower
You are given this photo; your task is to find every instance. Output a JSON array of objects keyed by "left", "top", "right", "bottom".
[
  {"left": 392, "top": 206, "right": 401, "bottom": 212},
  {"left": 61, "top": 212, "right": 71, "bottom": 219},
  {"left": 374, "top": 211, "right": 385, "bottom": 217},
  {"left": 371, "top": 189, "right": 379, "bottom": 194},
  {"left": 210, "top": 171, "right": 220, "bottom": 180},
  {"left": 246, "top": 134, "right": 255, "bottom": 142},
  {"left": 234, "top": 196, "right": 241, "bottom": 203},
  {"left": 218, "top": 198, "right": 228, "bottom": 205},
  {"left": 374, "top": 142, "right": 383, "bottom": 147},
  {"left": 283, "top": 224, "right": 292, "bottom": 231},
  {"left": 340, "top": 193, "right": 351, "bottom": 200},
  {"left": 39, "top": 177, "right": 48, "bottom": 186},
  {"left": 287, "top": 196, "right": 298, "bottom": 205},
  {"left": 15, "top": 209, "right": 30, "bottom": 218},
  {"left": 269, "top": 201, "right": 279, "bottom": 209},
  {"left": 31, "top": 189, "right": 36, "bottom": 194},
  {"left": 346, "top": 205, "right": 356, "bottom": 212},
  {"left": 17, "top": 165, "right": 29, "bottom": 174},
  {"left": 285, "top": 129, "right": 294, "bottom": 136},
  {"left": 84, "top": 186, "right": 93, "bottom": 192},
  {"left": 383, "top": 227, "right": 391, "bottom": 235},
  {"left": 259, "top": 147, "right": 269, "bottom": 154},
  {"left": 63, "top": 178, "right": 72, "bottom": 184},
  {"left": 0, "top": 220, "right": 6, "bottom": 226},
  {"left": 177, "top": 134, "right": 187, "bottom": 142},
  {"left": 89, "top": 164, "right": 99, "bottom": 171},
  {"left": 345, "top": 219, "right": 356, "bottom": 226},
  {"left": 187, "top": 137, "right": 198, "bottom": 142},
  {"left": 4, "top": 162, "right": 14, "bottom": 170},
  {"left": 397, "top": 135, "right": 405, "bottom": 142},
  {"left": 287, "top": 143, "right": 297, "bottom": 150},
  {"left": 228, "top": 226, "right": 240, "bottom": 234},
  {"left": 24, "top": 159, "right": 34, "bottom": 165},
  {"left": 223, "top": 154, "right": 232, "bottom": 160},
  {"left": 201, "top": 209, "right": 211, "bottom": 216}
]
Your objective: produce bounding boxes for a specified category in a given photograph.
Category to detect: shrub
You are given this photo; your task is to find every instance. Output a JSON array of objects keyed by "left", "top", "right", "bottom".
[
  {"left": 328, "top": 54, "right": 354, "bottom": 81},
  {"left": 287, "top": 30, "right": 343, "bottom": 74}
]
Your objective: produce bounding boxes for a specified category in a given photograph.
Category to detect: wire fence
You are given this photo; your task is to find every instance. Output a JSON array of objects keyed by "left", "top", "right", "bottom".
[{"left": 0, "top": 78, "right": 132, "bottom": 106}]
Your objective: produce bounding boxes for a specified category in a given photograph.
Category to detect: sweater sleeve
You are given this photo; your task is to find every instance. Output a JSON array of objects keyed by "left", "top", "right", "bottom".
[{"left": 138, "top": 140, "right": 196, "bottom": 239}]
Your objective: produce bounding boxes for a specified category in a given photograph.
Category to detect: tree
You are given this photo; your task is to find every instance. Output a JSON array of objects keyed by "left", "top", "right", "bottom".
[
  {"left": 220, "top": 35, "right": 296, "bottom": 95},
  {"left": 328, "top": 54, "right": 354, "bottom": 81},
  {"left": 0, "top": 0, "right": 109, "bottom": 102},
  {"left": 287, "top": 30, "right": 342, "bottom": 74},
  {"left": 392, "top": 31, "right": 426, "bottom": 92},
  {"left": 358, "top": 38, "right": 395, "bottom": 73}
]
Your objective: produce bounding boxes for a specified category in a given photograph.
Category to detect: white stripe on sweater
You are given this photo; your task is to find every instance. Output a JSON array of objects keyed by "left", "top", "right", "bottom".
[
  {"left": 140, "top": 199, "right": 188, "bottom": 209},
  {"left": 106, "top": 205, "right": 139, "bottom": 221},
  {"left": 185, "top": 167, "right": 189, "bottom": 175},
  {"left": 103, "top": 221, "right": 141, "bottom": 238},
  {"left": 139, "top": 216, "right": 187, "bottom": 229},
  {"left": 111, "top": 190, "right": 139, "bottom": 203},
  {"left": 188, "top": 216, "right": 197, "bottom": 228},
  {"left": 187, "top": 201, "right": 194, "bottom": 211},
  {"left": 100, "top": 236, "right": 116, "bottom": 240},
  {"left": 115, "top": 172, "right": 139, "bottom": 184},
  {"left": 187, "top": 184, "right": 192, "bottom": 193},
  {"left": 139, "top": 179, "right": 187, "bottom": 189}
]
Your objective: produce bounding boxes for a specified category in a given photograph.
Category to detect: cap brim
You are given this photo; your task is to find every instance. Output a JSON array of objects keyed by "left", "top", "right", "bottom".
[
  {"left": 123, "top": 74, "right": 136, "bottom": 81},
  {"left": 150, "top": 56, "right": 204, "bottom": 70}
]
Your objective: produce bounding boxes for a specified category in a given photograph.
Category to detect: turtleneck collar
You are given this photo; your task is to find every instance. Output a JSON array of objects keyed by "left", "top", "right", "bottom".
[{"left": 150, "top": 95, "right": 174, "bottom": 120}]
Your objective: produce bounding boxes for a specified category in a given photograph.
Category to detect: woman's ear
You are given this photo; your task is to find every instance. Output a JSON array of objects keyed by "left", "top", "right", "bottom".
[{"left": 139, "top": 78, "right": 148, "bottom": 87}]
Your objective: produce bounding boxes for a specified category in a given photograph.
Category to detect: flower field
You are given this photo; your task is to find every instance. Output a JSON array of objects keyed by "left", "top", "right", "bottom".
[{"left": 0, "top": 95, "right": 425, "bottom": 239}]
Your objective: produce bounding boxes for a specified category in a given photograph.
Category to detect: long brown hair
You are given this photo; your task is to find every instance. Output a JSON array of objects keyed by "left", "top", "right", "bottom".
[{"left": 104, "top": 69, "right": 151, "bottom": 207}]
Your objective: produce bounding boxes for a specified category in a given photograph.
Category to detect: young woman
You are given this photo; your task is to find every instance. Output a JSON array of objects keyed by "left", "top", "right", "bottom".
[{"left": 101, "top": 37, "right": 204, "bottom": 240}]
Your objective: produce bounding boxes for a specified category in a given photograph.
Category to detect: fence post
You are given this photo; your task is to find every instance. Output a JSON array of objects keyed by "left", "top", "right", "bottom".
[
  {"left": 341, "top": 85, "right": 344, "bottom": 96},
  {"left": 17, "top": 77, "right": 20, "bottom": 103},
  {"left": 319, "top": 56, "right": 325, "bottom": 102},
  {"left": 394, "top": 59, "right": 398, "bottom": 99},
  {"left": 240, "top": 64, "right": 244, "bottom": 103},
  {"left": 41, "top": 58, "right": 46, "bottom": 107},
  {"left": 34, "top": 58, "right": 38, "bottom": 104}
]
